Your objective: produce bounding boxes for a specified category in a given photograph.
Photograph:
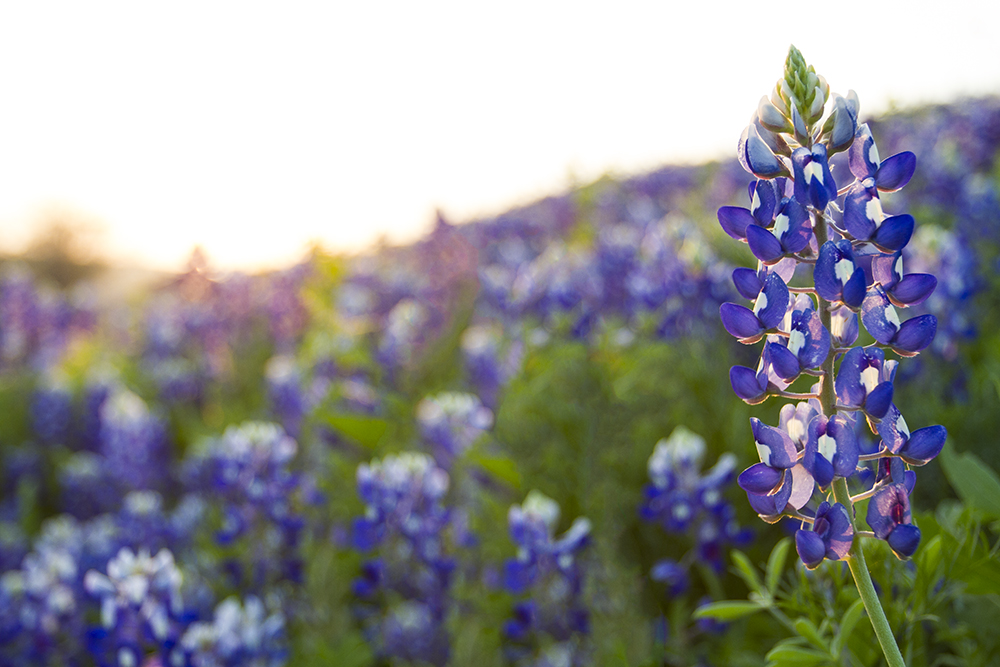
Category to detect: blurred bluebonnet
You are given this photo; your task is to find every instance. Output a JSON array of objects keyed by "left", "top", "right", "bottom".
[
  {"left": 641, "top": 428, "right": 751, "bottom": 592},
  {"left": 351, "top": 452, "right": 455, "bottom": 666},
  {"left": 502, "top": 490, "right": 591, "bottom": 667},
  {"left": 416, "top": 392, "right": 494, "bottom": 467},
  {"left": 84, "top": 546, "right": 186, "bottom": 667},
  {"left": 174, "top": 595, "right": 287, "bottom": 667},
  {"left": 99, "top": 388, "right": 171, "bottom": 494}
]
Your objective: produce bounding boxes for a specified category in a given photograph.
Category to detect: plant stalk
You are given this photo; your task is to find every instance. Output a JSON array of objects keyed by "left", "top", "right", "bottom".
[{"left": 814, "top": 211, "right": 905, "bottom": 667}]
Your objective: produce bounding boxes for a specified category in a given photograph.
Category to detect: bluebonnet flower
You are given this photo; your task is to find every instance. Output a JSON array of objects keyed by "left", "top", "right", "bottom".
[
  {"left": 265, "top": 355, "right": 307, "bottom": 440},
  {"left": 351, "top": 452, "right": 455, "bottom": 666},
  {"left": 795, "top": 501, "right": 853, "bottom": 569},
  {"left": 30, "top": 372, "right": 73, "bottom": 446},
  {"left": 460, "top": 324, "right": 524, "bottom": 410},
  {"left": 502, "top": 491, "right": 591, "bottom": 667},
  {"left": 190, "top": 422, "right": 305, "bottom": 593},
  {"left": 84, "top": 546, "right": 186, "bottom": 667},
  {"left": 174, "top": 596, "right": 287, "bottom": 667},
  {"left": 641, "top": 428, "right": 751, "bottom": 585},
  {"left": 720, "top": 46, "right": 947, "bottom": 575},
  {"left": 99, "top": 388, "right": 171, "bottom": 493},
  {"left": 416, "top": 392, "right": 494, "bottom": 466}
]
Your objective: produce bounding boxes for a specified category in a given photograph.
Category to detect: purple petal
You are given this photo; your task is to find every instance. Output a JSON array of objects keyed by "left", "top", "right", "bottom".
[
  {"left": 899, "top": 425, "right": 947, "bottom": 466},
  {"left": 739, "top": 123, "right": 788, "bottom": 179},
  {"left": 732, "top": 268, "right": 763, "bottom": 300},
  {"left": 877, "top": 404, "right": 909, "bottom": 454},
  {"left": 718, "top": 206, "right": 756, "bottom": 240},
  {"left": 738, "top": 462, "right": 783, "bottom": 494},
  {"left": 866, "top": 483, "right": 911, "bottom": 540},
  {"left": 892, "top": 315, "right": 937, "bottom": 356},
  {"left": 776, "top": 198, "right": 812, "bottom": 254},
  {"left": 730, "top": 365, "right": 767, "bottom": 404},
  {"left": 756, "top": 272, "right": 790, "bottom": 330},
  {"left": 827, "top": 416, "right": 860, "bottom": 478},
  {"left": 827, "top": 93, "right": 859, "bottom": 153},
  {"left": 796, "top": 530, "right": 826, "bottom": 569},
  {"left": 843, "top": 181, "right": 878, "bottom": 241},
  {"left": 849, "top": 123, "right": 878, "bottom": 180},
  {"left": 746, "top": 470, "right": 793, "bottom": 517},
  {"left": 872, "top": 214, "right": 914, "bottom": 253},
  {"left": 751, "top": 417, "right": 797, "bottom": 469},
  {"left": 886, "top": 524, "right": 921, "bottom": 559},
  {"left": 750, "top": 179, "right": 779, "bottom": 224},
  {"left": 746, "top": 224, "right": 786, "bottom": 264},
  {"left": 871, "top": 252, "right": 902, "bottom": 290},
  {"left": 835, "top": 347, "right": 867, "bottom": 408},
  {"left": 720, "top": 303, "right": 764, "bottom": 344},
  {"left": 822, "top": 503, "right": 854, "bottom": 560},
  {"left": 766, "top": 342, "right": 801, "bottom": 382},
  {"left": 861, "top": 287, "right": 899, "bottom": 345},
  {"left": 875, "top": 152, "right": 916, "bottom": 192},
  {"left": 888, "top": 274, "right": 936, "bottom": 307},
  {"left": 865, "top": 382, "right": 894, "bottom": 420}
]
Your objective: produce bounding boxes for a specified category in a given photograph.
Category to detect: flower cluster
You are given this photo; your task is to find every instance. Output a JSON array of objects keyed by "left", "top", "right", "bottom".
[
  {"left": 175, "top": 595, "right": 287, "bottom": 667},
  {"left": 415, "top": 391, "right": 494, "bottom": 467},
  {"left": 640, "top": 427, "right": 751, "bottom": 592},
  {"left": 189, "top": 422, "right": 306, "bottom": 594},
  {"left": 719, "top": 47, "right": 946, "bottom": 569},
  {"left": 351, "top": 452, "right": 455, "bottom": 666},
  {"left": 84, "top": 546, "right": 186, "bottom": 666},
  {"left": 502, "top": 491, "right": 591, "bottom": 667}
]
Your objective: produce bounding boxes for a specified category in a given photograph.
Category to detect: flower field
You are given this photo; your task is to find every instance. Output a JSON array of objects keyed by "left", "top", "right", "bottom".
[{"left": 1, "top": 83, "right": 999, "bottom": 666}]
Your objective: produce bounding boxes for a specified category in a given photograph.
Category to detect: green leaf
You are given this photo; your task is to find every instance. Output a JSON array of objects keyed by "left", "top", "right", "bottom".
[
  {"left": 940, "top": 444, "right": 1000, "bottom": 520},
  {"left": 831, "top": 599, "right": 865, "bottom": 657},
  {"left": 693, "top": 600, "right": 764, "bottom": 621},
  {"left": 765, "top": 644, "right": 830, "bottom": 665},
  {"left": 766, "top": 537, "right": 792, "bottom": 594},
  {"left": 794, "top": 618, "right": 828, "bottom": 652},
  {"left": 468, "top": 453, "right": 522, "bottom": 490},
  {"left": 731, "top": 550, "right": 765, "bottom": 595},
  {"left": 321, "top": 414, "right": 388, "bottom": 449}
]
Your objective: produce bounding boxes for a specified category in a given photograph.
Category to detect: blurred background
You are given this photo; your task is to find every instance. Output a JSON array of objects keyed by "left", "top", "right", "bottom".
[
  {"left": 2, "top": 1, "right": 999, "bottom": 273},
  {"left": 1, "top": 3, "right": 1000, "bottom": 666}
]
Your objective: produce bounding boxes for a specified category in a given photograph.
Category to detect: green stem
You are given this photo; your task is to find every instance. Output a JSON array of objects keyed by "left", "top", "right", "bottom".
[{"left": 814, "top": 211, "right": 906, "bottom": 667}]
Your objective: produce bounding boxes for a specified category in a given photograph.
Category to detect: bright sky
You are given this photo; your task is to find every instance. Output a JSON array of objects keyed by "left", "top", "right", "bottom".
[{"left": 1, "top": 1, "right": 997, "bottom": 272}]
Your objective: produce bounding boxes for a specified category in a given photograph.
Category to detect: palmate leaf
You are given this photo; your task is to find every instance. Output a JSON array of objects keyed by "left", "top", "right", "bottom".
[
  {"left": 940, "top": 444, "right": 1000, "bottom": 520},
  {"left": 693, "top": 600, "right": 765, "bottom": 621}
]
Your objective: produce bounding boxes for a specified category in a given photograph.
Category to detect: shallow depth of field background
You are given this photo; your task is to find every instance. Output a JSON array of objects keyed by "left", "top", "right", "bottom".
[{"left": 1, "top": 4, "right": 1000, "bottom": 667}]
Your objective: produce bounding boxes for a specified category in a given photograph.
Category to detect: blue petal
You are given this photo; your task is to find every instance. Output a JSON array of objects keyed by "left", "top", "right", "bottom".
[
  {"left": 835, "top": 347, "right": 867, "bottom": 408},
  {"left": 738, "top": 462, "right": 783, "bottom": 494},
  {"left": 827, "top": 93, "right": 859, "bottom": 153},
  {"left": 718, "top": 206, "right": 756, "bottom": 240},
  {"left": 720, "top": 303, "right": 764, "bottom": 344},
  {"left": 796, "top": 530, "right": 826, "bottom": 569},
  {"left": 872, "top": 214, "right": 914, "bottom": 253},
  {"left": 875, "top": 152, "right": 916, "bottom": 192},
  {"left": 831, "top": 307, "right": 859, "bottom": 347},
  {"left": 739, "top": 123, "right": 788, "bottom": 179},
  {"left": 889, "top": 274, "right": 936, "bottom": 307},
  {"left": 746, "top": 470, "right": 793, "bottom": 517},
  {"left": 842, "top": 181, "right": 878, "bottom": 241},
  {"left": 842, "top": 268, "right": 867, "bottom": 309},
  {"left": 871, "top": 252, "right": 902, "bottom": 289},
  {"left": 730, "top": 365, "right": 767, "bottom": 404},
  {"left": 750, "top": 179, "right": 780, "bottom": 225},
  {"left": 865, "top": 382, "right": 894, "bottom": 420},
  {"left": 751, "top": 417, "right": 798, "bottom": 469},
  {"left": 861, "top": 287, "right": 899, "bottom": 345},
  {"left": 732, "top": 268, "right": 762, "bottom": 300},
  {"left": 822, "top": 503, "right": 854, "bottom": 560},
  {"left": 886, "top": 524, "right": 921, "bottom": 560},
  {"left": 746, "top": 224, "right": 785, "bottom": 264},
  {"left": 756, "top": 272, "right": 790, "bottom": 330},
  {"left": 877, "top": 404, "right": 909, "bottom": 454},
  {"left": 849, "top": 123, "right": 878, "bottom": 179},
  {"left": 766, "top": 342, "right": 801, "bottom": 381},
  {"left": 866, "top": 483, "right": 910, "bottom": 540},
  {"left": 776, "top": 198, "right": 812, "bottom": 254},
  {"left": 828, "top": 416, "right": 860, "bottom": 478},
  {"left": 892, "top": 315, "right": 937, "bottom": 356},
  {"left": 900, "top": 425, "right": 947, "bottom": 466},
  {"left": 794, "top": 309, "right": 830, "bottom": 370}
]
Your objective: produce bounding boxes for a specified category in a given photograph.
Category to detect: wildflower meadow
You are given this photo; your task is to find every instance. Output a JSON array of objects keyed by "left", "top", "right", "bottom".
[{"left": 2, "top": 47, "right": 999, "bottom": 666}]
